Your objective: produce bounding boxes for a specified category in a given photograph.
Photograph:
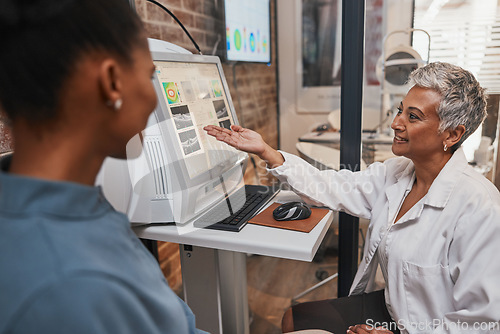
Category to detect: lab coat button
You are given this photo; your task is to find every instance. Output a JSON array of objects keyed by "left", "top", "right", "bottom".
[{"left": 365, "top": 256, "right": 369, "bottom": 263}]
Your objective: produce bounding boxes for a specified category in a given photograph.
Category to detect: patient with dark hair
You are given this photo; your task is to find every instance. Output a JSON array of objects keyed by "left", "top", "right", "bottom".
[{"left": 0, "top": 0, "right": 205, "bottom": 333}]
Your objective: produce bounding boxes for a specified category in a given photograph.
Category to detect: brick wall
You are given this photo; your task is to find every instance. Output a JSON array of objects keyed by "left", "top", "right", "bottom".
[
  {"left": 134, "top": 0, "right": 279, "bottom": 292},
  {"left": 157, "top": 242, "right": 183, "bottom": 293}
]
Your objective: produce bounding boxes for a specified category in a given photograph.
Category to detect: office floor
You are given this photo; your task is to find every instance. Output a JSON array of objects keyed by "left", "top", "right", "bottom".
[{"left": 246, "top": 248, "right": 339, "bottom": 334}]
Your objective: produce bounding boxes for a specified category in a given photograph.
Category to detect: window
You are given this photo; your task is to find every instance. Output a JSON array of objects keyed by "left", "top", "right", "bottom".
[{"left": 413, "top": 0, "right": 500, "bottom": 93}]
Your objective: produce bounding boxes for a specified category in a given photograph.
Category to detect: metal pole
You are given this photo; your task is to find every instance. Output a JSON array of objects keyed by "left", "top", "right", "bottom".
[{"left": 338, "top": 0, "right": 365, "bottom": 297}]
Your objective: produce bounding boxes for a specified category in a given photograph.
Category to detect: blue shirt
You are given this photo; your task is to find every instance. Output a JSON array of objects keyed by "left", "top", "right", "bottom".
[{"left": 0, "top": 163, "right": 205, "bottom": 334}]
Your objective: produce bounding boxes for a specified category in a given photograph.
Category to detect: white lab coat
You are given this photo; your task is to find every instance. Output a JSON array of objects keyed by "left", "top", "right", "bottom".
[{"left": 270, "top": 147, "right": 500, "bottom": 333}]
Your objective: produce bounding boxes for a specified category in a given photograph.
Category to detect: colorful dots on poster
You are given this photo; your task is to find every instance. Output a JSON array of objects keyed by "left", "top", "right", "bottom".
[{"left": 234, "top": 29, "right": 242, "bottom": 51}]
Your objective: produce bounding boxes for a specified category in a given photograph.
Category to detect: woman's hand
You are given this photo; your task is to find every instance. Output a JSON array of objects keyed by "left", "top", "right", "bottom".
[
  {"left": 204, "top": 124, "right": 284, "bottom": 167},
  {"left": 347, "top": 324, "right": 393, "bottom": 334},
  {"left": 204, "top": 124, "right": 266, "bottom": 155}
]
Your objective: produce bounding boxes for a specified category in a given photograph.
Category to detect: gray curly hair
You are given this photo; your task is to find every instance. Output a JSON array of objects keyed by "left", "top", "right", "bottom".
[{"left": 408, "top": 62, "right": 487, "bottom": 151}]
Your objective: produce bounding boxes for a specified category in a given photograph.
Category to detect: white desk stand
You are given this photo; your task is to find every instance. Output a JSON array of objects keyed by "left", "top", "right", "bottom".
[{"left": 133, "top": 191, "right": 333, "bottom": 334}]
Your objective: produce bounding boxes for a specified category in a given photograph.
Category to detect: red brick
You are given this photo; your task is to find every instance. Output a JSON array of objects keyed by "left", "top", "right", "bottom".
[
  {"left": 143, "top": 21, "right": 162, "bottom": 39},
  {"left": 160, "top": 24, "right": 185, "bottom": 44},
  {"left": 157, "top": 0, "right": 182, "bottom": 10},
  {"left": 183, "top": 0, "right": 203, "bottom": 12},
  {"left": 146, "top": 2, "right": 175, "bottom": 23},
  {"left": 171, "top": 9, "right": 195, "bottom": 28},
  {"left": 194, "top": 15, "right": 218, "bottom": 32},
  {"left": 189, "top": 30, "right": 205, "bottom": 48}
]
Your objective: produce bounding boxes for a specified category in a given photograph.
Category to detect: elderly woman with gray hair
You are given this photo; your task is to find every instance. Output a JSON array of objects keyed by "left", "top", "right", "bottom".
[{"left": 205, "top": 62, "right": 500, "bottom": 334}]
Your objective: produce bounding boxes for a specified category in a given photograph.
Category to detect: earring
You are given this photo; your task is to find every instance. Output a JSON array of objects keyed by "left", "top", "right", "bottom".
[
  {"left": 113, "top": 99, "right": 123, "bottom": 111},
  {"left": 444, "top": 144, "right": 448, "bottom": 152},
  {"left": 106, "top": 99, "right": 123, "bottom": 110}
]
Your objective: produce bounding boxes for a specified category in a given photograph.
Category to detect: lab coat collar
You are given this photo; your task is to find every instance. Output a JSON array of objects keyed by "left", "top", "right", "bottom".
[
  {"left": 384, "top": 147, "right": 468, "bottom": 223},
  {"left": 423, "top": 147, "right": 468, "bottom": 209},
  {"left": 385, "top": 160, "right": 416, "bottom": 224}
]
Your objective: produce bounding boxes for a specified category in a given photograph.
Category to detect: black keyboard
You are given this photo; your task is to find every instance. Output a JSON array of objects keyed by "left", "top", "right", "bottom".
[{"left": 193, "top": 185, "right": 279, "bottom": 232}]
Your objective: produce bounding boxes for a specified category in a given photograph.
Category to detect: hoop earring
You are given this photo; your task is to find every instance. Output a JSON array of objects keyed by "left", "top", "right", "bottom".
[{"left": 444, "top": 144, "right": 448, "bottom": 152}]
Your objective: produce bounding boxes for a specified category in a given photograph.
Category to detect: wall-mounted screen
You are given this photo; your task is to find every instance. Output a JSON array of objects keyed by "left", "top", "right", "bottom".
[{"left": 224, "top": 0, "right": 271, "bottom": 63}]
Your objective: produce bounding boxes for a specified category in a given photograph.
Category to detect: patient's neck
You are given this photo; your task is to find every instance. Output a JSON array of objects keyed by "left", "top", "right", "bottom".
[{"left": 9, "top": 119, "right": 105, "bottom": 186}]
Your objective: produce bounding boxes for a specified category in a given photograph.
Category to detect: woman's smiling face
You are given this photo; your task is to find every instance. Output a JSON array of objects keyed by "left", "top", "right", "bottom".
[{"left": 391, "top": 85, "right": 447, "bottom": 161}]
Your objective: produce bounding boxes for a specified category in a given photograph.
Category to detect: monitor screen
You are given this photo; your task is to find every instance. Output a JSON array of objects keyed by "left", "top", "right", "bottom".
[
  {"left": 152, "top": 55, "right": 242, "bottom": 180},
  {"left": 224, "top": 0, "right": 271, "bottom": 63}
]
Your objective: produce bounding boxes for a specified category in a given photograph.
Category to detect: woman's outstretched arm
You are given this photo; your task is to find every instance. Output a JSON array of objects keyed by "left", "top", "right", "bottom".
[{"left": 204, "top": 124, "right": 285, "bottom": 168}]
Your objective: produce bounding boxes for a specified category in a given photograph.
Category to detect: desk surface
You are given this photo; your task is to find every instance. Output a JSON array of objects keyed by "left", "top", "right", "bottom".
[
  {"left": 299, "top": 131, "right": 394, "bottom": 145},
  {"left": 133, "top": 191, "right": 333, "bottom": 262}
]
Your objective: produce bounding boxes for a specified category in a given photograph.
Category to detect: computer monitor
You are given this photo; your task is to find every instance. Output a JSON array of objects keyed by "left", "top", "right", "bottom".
[{"left": 98, "top": 51, "right": 248, "bottom": 225}]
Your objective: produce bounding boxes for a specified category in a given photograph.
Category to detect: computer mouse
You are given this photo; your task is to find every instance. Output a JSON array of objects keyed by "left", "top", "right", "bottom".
[{"left": 272, "top": 201, "right": 312, "bottom": 221}]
